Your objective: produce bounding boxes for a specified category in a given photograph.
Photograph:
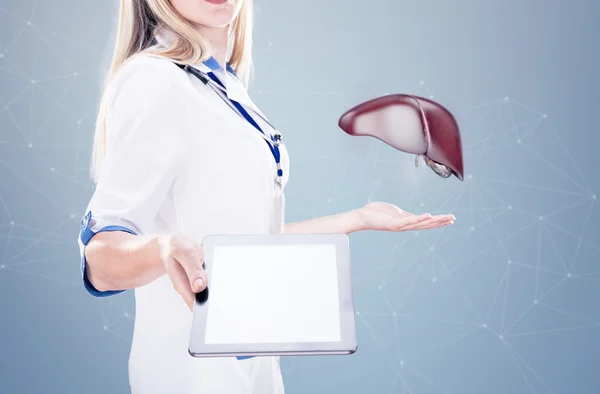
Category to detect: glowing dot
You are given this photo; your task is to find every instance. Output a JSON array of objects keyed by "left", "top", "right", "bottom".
[
  {"left": 593, "top": 195, "right": 597, "bottom": 200},
  {"left": 467, "top": 174, "right": 473, "bottom": 180},
  {"left": 103, "top": 326, "right": 108, "bottom": 330},
  {"left": 50, "top": 168, "right": 55, "bottom": 172},
  {"left": 10, "top": 221, "right": 14, "bottom": 226},
  {"left": 508, "top": 260, "right": 512, "bottom": 265},
  {"left": 499, "top": 334, "right": 504, "bottom": 340},
  {"left": 69, "top": 213, "right": 76, "bottom": 219},
  {"left": 432, "top": 277, "right": 437, "bottom": 282},
  {"left": 0, "top": 53, "right": 4, "bottom": 58},
  {"left": 567, "top": 273, "right": 571, "bottom": 278},
  {"left": 504, "top": 96, "right": 509, "bottom": 101},
  {"left": 73, "top": 72, "right": 78, "bottom": 76},
  {"left": 28, "top": 143, "right": 32, "bottom": 148},
  {"left": 268, "top": 41, "right": 273, "bottom": 46},
  {"left": 327, "top": 198, "right": 332, "bottom": 203},
  {"left": 429, "top": 246, "right": 435, "bottom": 251},
  {"left": 482, "top": 323, "right": 487, "bottom": 328},
  {"left": 534, "top": 300, "right": 538, "bottom": 305},
  {"left": 377, "top": 285, "right": 382, "bottom": 290},
  {"left": 77, "top": 120, "right": 82, "bottom": 124},
  {"left": 0, "top": 265, "right": 5, "bottom": 269},
  {"left": 420, "top": 80, "right": 425, "bottom": 85},
  {"left": 517, "top": 139, "right": 522, "bottom": 144},
  {"left": 543, "top": 114, "right": 547, "bottom": 118},
  {"left": 31, "top": 80, "right": 36, "bottom": 84},
  {"left": 400, "top": 360, "right": 405, "bottom": 366},
  {"left": 419, "top": 202, "right": 424, "bottom": 207},
  {"left": 414, "top": 232, "right": 419, "bottom": 236},
  {"left": 508, "top": 206, "right": 512, "bottom": 210},
  {"left": 27, "top": 21, "right": 31, "bottom": 26},
  {"left": 539, "top": 216, "right": 543, "bottom": 220},
  {"left": 124, "top": 312, "right": 129, "bottom": 317},
  {"left": 470, "top": 226, "right": 475, "bottom": 231},
  {"left": 392, "top": 312, "right": 397, "bottom": 317},
  {"left": 429, "top": 95, "right": 434, "bottom": 99},
  {"left": 355, "top": 311, "right": 360, "bottom": 316}
]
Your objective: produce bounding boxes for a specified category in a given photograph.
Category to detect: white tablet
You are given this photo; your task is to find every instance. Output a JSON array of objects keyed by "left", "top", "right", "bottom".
[{"left": 188, "top": 233, "right": 357, "bottom": 358}]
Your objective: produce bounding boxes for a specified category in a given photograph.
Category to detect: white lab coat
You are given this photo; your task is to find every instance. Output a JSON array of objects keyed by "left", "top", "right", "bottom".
[{"left": 78, "top": 37, "right": 290, "bottom": 393}]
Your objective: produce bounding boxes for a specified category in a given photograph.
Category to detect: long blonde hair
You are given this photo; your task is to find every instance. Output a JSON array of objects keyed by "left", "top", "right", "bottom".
[{"left": 91, "top": 0, "right": 254, "bottom": 182}]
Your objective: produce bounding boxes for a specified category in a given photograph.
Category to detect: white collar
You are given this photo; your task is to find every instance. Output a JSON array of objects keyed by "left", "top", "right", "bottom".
[{"left": 153, "top": 26, "right": 259, "bottom": 112}]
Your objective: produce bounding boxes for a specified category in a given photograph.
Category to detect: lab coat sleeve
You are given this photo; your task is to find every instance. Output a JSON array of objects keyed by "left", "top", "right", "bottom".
[{"left": 78, "top": 59, "right": 191, "bottom": 297}]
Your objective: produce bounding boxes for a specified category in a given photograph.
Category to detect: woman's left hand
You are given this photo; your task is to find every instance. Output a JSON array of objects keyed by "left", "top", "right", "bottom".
[{"left": 355, "top": 201, "right": 455, "bottom": 232}]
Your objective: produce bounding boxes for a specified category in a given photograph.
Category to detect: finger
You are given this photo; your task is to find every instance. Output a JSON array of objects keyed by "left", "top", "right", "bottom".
[
  {"left": 387, "top": 213, "right": 433, "bottom": 231},
  {"left": 413, "top": 214, "right": 454, "bottom": 225},
  {"left": 173, "top": 246, "right": 206, "bottom": 293},
  {"left": 168, "top": 260, "right": 195, "bottom": 310},
  {"left": 441, "top": 214, "right": 456, "bottom": 221},
  {"left": 426, "top": 214, "right": 456, "bottom": 221},
  {"left": 413, "top": 219, "right": 454, "bottom": 230},
  {"left": 411, "top": 219, "right": 455, "bottom": 231},
  {"left": 195, "top": 243, "right": 206, "bottom": 270},
  {"left": 410, "top": 215, "right": 452, "bottom": 225},
  {"left": 394, "top": 215, "right": 453, "bottom": 231},
  {"left": 432, "top": 215, "right": 456, "bottom": 225}
]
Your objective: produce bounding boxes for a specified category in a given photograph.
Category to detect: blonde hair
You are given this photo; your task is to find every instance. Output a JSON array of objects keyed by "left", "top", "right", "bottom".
[{"left": 91, "top": 0, "right": 254, "bottom": 182}]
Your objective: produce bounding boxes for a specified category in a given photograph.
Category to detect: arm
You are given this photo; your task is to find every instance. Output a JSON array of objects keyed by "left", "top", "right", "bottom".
[
  {"left": 78, "top": 62, "right": 182, "bottom": 296},
  {"left": 285, "top": 210, "right": 365, "bottom": 235},
  {"left": 84, "top": 232, "right": 163, "bottom": 292},
  {"left": 78, "top": 61, "right": 206, "bottom": 309},
  {"left": 84, "top": 231, "right": 206, "bottom": 310},
  {"left": 285, "top": 202, "right": 456, "bottom": 235}
]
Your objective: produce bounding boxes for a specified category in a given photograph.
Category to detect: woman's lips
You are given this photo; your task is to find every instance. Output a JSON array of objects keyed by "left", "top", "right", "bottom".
[{"left": 205, "top": 0, "right": 229, "bottom": 5}]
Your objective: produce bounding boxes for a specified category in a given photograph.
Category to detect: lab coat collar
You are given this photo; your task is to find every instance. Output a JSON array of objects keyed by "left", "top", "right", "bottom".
[
  {"left": 153, "top": 26, "right": 259, "bottom": 113},
  {"left": 192, "top": 55, "right": 259, "bottom": 114},
  {"left": 153, "top": 26, "right": 236, "bottom": 76},
  {"left": 202, "top": 56, "right": 237, "bottom": 76}
]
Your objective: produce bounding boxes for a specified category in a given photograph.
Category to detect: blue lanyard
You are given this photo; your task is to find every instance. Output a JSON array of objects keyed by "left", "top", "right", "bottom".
[
  {"left": 177, "top": 62, "right": 283, "bottom": 184},
  {"left": 205, "top": 72, "right": 283, "bottom": 179}
]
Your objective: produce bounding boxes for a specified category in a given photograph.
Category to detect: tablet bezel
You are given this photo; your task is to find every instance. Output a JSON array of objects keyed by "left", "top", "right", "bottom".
[{"left": 188, "top": 233, "right": 357, "bottom": 357}]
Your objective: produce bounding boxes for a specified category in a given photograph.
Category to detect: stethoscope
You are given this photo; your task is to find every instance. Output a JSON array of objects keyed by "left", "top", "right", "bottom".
[{"left": 175, "top": 63, "right": 283, "bottom": 148}]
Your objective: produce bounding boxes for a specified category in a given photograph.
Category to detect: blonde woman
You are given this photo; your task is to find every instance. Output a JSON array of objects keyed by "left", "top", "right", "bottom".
[{"left": 79, "top": 0, "right": 456, "bottom": 392}]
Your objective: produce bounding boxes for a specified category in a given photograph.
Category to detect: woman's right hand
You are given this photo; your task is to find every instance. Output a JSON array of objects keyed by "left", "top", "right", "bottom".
[{"left": 157, "top": 234, "right": 208, "bottom": 311}]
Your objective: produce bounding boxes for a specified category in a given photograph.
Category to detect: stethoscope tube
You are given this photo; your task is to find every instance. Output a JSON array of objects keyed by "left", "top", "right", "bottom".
[{"left": 176, "top": 63, "right": 283, "bottom": 147}]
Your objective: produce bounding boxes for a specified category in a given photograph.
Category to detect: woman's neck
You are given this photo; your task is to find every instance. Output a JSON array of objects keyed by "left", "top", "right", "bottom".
[{"left": 195, "top": 25, "right": 229, "bottom": 67}]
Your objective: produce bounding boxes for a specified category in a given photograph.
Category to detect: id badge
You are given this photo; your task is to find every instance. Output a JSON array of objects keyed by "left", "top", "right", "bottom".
[{"left": 271, "top": 178, "right": 285, "bottom": 234}]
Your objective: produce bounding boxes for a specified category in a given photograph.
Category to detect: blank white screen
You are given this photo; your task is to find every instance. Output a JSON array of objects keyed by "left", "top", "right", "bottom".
[{"left": 204, "top": 244, "right": 341, "bottom": 344}]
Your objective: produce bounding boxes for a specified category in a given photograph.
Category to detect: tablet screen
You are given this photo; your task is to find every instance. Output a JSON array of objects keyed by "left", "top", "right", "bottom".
[{"left": 204, "top": 244, "right": 341, "bottom": 345}]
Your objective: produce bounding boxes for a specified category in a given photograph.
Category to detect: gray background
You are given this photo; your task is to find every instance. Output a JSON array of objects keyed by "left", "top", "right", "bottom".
[{"left": 1, "top": 0, "right": 599, "bottom": 393}]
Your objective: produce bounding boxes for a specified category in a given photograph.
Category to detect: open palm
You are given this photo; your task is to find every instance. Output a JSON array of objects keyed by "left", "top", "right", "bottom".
[{"left": 357, "top": 201, "right": 455, "bottom": 232}]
